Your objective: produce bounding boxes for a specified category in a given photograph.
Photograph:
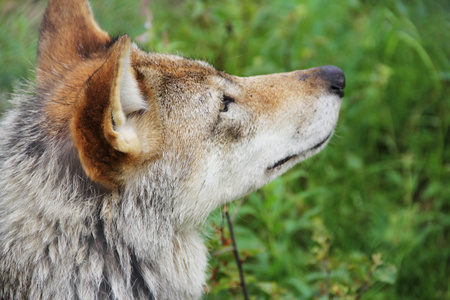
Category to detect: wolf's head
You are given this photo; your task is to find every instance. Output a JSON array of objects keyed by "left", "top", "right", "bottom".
[{"left": 38, "top": 0, "right": 344, "bottom": 224}]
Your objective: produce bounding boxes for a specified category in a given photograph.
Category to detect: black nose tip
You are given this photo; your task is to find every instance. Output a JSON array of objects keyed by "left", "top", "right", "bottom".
[{"left": 318, "top": 65, "right": 346, "bottom": 97}]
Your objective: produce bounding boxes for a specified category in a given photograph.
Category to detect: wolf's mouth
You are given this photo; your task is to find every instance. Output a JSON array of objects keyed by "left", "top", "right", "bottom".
[{"left": 267, "top": 133, "right": 332, "bottom": 170}]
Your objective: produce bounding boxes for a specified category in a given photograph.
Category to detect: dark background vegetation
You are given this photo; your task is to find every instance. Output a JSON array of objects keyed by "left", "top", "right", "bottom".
[{"left": 1, "top": 0, "right": 449, "bottom": 298}]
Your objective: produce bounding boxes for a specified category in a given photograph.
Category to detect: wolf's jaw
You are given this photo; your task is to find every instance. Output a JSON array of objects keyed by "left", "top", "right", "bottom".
[{"left": 266, "top": 132, "right": 333, "bottom": 172}]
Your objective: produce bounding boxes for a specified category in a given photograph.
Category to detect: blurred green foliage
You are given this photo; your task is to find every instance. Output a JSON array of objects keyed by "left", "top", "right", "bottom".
[{"left": 1, "top": 0, "right": 449, "bottom": 299}]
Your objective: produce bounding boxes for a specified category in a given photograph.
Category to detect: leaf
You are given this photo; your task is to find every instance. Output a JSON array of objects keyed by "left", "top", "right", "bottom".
[{"left": 372, "top": 264, "right": 397, "bottom": 285}]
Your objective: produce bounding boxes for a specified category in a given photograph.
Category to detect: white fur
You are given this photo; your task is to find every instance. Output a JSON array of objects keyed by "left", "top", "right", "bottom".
[
  {"left": 120, "top": 45, "right": 148, "bottom": 114},
  {"left": 113, "top": 45, "right": 148, "bottom": 152}
]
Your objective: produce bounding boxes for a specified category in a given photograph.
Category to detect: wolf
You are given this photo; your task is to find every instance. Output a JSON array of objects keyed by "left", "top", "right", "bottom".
[{"left": 0, "top": 0, "right": 345, "bottom": 299}]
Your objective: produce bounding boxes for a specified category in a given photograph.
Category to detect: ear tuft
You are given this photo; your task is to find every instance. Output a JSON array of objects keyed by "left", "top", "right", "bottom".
[
  {"left": 103, "top": 35, "right": 143, "bottom": 155},
  {"left": 120, "top": 46, "right": 149, "bottom": 114}
]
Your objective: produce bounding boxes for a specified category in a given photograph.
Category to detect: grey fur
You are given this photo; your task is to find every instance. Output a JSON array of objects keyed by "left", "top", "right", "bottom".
[{"left": 0, "top": 87, "right": 208, "bottom": 299}]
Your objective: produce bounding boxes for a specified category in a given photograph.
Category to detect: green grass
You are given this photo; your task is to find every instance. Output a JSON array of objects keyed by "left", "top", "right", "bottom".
[{"left": 1, "top": 0, "right": 449, "bottom": 299}]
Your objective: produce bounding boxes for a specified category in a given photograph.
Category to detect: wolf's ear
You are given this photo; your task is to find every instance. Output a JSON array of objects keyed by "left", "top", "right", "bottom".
[
  {"left": 71, "top": 35, "right": 155, "bottom": 188},
  {"left": 37, "top": 0, "right": 111, "bottom": 91}
]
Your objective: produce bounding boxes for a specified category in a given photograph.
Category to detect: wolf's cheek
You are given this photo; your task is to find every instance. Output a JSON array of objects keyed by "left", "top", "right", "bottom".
[{"left": 210, "top": 108, "right": 255, "bottom": 146}]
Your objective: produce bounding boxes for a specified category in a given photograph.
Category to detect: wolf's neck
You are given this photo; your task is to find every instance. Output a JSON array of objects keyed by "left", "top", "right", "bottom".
[
  {"left": 0, "top": 148, "right": 207, "bottom": 298},
  {"left": 99, "top": 188, "right": 208, "bottom": 299}
]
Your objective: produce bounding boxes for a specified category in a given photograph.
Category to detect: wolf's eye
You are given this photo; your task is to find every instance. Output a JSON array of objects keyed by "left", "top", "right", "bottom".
[{"left": 220, "top": 95, "right": 235, "bottom": 112}]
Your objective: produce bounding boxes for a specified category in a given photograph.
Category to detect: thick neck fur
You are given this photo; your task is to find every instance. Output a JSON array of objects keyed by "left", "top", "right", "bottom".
[{"left": 0, "top": 91, "right": 207, "bottom": 299}]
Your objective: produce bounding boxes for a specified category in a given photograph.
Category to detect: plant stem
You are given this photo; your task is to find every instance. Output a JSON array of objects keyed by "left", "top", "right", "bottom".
[{"left": 224, "top": 204, "right": 249, "bottom": 300}]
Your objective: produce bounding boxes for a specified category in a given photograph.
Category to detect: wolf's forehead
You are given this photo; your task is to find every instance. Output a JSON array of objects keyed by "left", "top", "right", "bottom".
[
  {"left": 130, "top": 45, "right": 217, "bottom": 75},
  {"left": 148, "top": 54, "right": 213, "bottom": 69}
]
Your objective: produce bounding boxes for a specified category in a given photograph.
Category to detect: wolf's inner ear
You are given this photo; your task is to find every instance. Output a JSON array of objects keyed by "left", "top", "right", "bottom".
[{"left": 71, "top": 35, "right": 153, "bottom": 188}]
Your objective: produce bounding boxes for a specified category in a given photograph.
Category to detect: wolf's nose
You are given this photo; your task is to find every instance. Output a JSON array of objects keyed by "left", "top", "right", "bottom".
[{"left": 317, "top": 65, "right": 346, "bottom": 98}]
